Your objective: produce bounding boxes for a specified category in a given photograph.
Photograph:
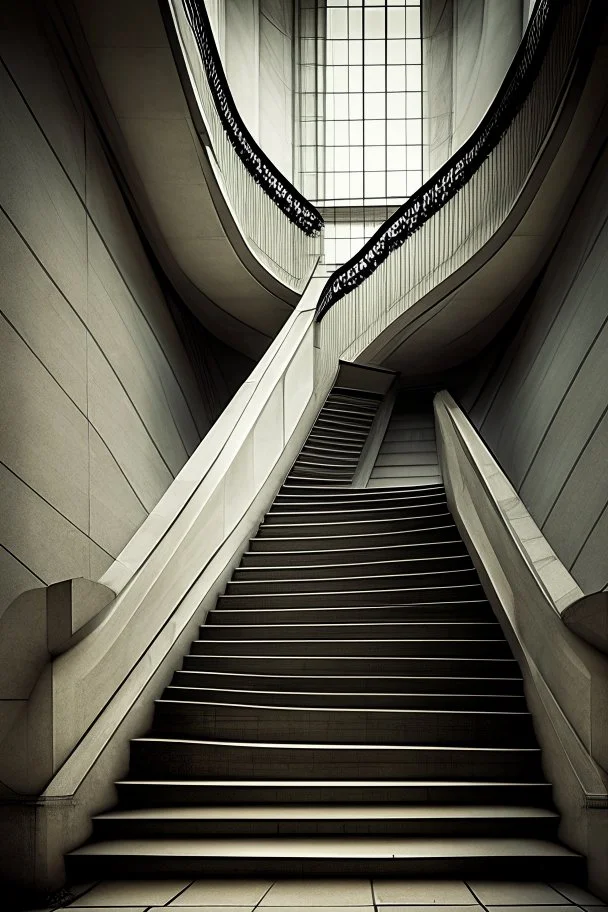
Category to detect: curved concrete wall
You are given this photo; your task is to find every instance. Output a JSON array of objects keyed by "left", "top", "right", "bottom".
[
  {"left": 424, "top": 0, "right": 523, "bottom": 177},
  {"left": 0, "top": 0, "right": 251, "bottom": 620},
  {"left": 461, "top": 141, "right": 608, "bottom": 595}
]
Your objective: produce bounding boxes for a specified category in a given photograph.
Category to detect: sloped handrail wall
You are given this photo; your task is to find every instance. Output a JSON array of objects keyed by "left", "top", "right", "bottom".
[
  {"left": 167, "top": 0, "right": 322, "bottom": 290},
  {"left": 315, "top": 0, "right": 590, "bottom": 324}
]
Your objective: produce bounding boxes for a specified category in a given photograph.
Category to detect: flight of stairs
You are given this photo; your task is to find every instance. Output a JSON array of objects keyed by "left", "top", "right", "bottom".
[{"left": 67, "top": 386, "right": 584, "bottom": 880}]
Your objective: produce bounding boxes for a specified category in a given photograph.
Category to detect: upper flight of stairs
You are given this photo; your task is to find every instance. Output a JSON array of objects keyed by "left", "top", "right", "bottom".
[{"left": 67, "top": 385, "right": 584, "bottom": 880}]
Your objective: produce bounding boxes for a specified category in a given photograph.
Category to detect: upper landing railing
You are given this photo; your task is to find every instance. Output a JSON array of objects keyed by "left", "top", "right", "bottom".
[
  {"left": 172, "top": 0, "right": 323, "bottom": 290},
  {"left": 315, "top": 0, "right": 592, "bottom": 326}
]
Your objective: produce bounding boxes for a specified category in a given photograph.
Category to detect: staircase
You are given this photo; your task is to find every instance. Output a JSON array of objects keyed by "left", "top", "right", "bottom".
[{"left": 67, "top": 386, "right": 584, "bottom": 880}]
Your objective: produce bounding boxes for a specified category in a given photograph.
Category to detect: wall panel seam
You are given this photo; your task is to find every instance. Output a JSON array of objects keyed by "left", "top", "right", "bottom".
[{"left": 0, "top": 543, "right": 46, "bottom": 586}]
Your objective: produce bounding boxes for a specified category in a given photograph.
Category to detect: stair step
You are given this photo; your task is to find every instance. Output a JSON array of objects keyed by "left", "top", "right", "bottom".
[
  {"left": 210, "top": 599, "right": 495, "bottom": 624},
  {"left": 91, "top": 804, "right": 559, "bottom": 839},
  {"left": 278, "top": 482, "right": 446, "bottom": 499},
  {"left": 233, "top": 555, "right": 472, "bottom": 580},
  {"left": 189, "top": 638, "right": 512, "bottom": 659},
  {"left": 216, "top": 582, "right": 486, "bottom": 609},
  {"left": 152, "top": 700, "right": 535, "bottom": 746},
  {"left": 67, "top": 834, "right": 582, "bottom": 879},
  {"left": 183, "top": 654, "right": 519, "bottom": 677},
  {"left": 224, "top": 568, "right": 480, "bottom": 595},
  {"left": 114, "top": 779, "right": 554, "bottom": 808},
  {"left": 264, "top": 502, "right": 449, "bottom": 524},
  {"left": 172, "top": 670, "right": 524, "bottom": 695},
  {"left": 164, "top": 685, "right": 528, "bottom": 712},
  {"left": 251, "top": 525, "right": 459, "bottom": 550},
  {"left": 129, "top": 737, "right": 544, "bottom": 780},
  {"left": 242, "top": 540, "right": 465, "bottom": 565},
  {"left": 199, "top": 621, "right": 501, "bottom": 640},
  {"left": 258, "top": 513, "right": 455, "bottom": 537},
  {"left": 271, "top": 492, "right": 448, "bottom": 511}
]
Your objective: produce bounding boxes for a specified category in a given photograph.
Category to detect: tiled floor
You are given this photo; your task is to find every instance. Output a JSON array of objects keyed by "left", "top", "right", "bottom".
[{"left": 31, "top": 879, "right": 607, "bottom": 912}]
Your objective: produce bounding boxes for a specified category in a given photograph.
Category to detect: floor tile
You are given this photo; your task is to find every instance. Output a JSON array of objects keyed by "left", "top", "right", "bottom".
[
  {"left": 377, "top": 906, "right": 479, "bottom": 912},
  {"left": 469, "top": 883, "right": 568, "bottom": 905},
  {"left": 260, "top": 879, "right": 373, "bottom": 906},
  {"left": 65, "top": 908, "right": 147, "bottom": 912},
  {"left": 74, "top": 880, "right": 191, "bottom": 906},
  {"left": 550, "top": 886, "right": 606, "bottom": 906},
  {"left": 169, "top": 880, "right": 272, "bottom": 905},
  {"left": 374, "top": 880, "right": 475, "bottom": 905},
  {"left": 151, "top": 907, "right": 255, "bottom": 912},
  {"left": 487, "top": 907, "right": 575, "bottom": 912}
]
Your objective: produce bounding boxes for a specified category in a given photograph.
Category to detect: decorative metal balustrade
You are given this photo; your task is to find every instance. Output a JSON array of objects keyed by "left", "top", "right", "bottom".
[
  {"left": 315, "top": 0, "right": 589, "bottom": 323},
  {"left": 171, "top": 0, "right": 322, "bottom": 290}
]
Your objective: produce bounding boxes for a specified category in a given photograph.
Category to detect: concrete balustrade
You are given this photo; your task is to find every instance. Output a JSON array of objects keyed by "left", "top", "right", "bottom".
[{"left": 434, "top": 390, "right": 608, "bottom": 897}]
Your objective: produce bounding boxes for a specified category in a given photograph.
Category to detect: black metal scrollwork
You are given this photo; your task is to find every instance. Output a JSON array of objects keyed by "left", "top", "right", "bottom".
[
  {"left": 315, "top": 0, "right": 564, "bottom": 320},
  {"left": 182, "top": 0, "right": 323, "bottom": 237}
]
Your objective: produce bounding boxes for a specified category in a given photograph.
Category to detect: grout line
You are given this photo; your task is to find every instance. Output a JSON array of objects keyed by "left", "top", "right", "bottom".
[
  {"left": 464, "top": 881, "right": 490, "bottom": 911},
  {"left": 252, "top": 880, "right": 277, "bottom": 910},
  {"left": 165, "top": 879, "right": 196, "bottom": 906}
]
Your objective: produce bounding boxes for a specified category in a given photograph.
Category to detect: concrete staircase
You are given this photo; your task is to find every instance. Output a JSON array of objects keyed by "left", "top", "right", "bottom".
[{"left": 67, "top": 386, "right": 584, "bottom": 879}]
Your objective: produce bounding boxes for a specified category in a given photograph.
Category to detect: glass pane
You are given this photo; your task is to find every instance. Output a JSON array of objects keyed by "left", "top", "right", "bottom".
[
  {"left": 350, "top": 146, "right": 363, "bottom": 170},
  {"left": 387, "top": 64, "right": 406, "bottom": 90},
  {"left": 334, "top": 147, "right": 350, "bottom": 170},
  {"left": 335, "top": 172, "right": 350, "bottom": 199},
  {"left": 406, "top": 92, "right": 421, "bottom": 117},
  {"left": 349, "top": 93, "right": 363, "bottom": 118},
  {"left": 349, "top": 7, "right": 362, "bottom": 38},
  {"left": 364, "top": 92, "right": 386, "bottom": 119},
  {"left": 387, "top": 8, "right": 406, "bottom": 38},
  {"left": 387, "top": 145, "right": 406, "bottom": 169},
  {"left": 386, "top": 171, "right": 408, "bottom": 197},
  {"left": 349, "top": 66, "right": 363, "bottom": 92},
  {"left": 387, "top": 39, "right": 406, "bottom": 64},
  {"left": 364, "top": 8, "right": 385, "bottom": 38},
  {"left": 364, "top": 40, "right": 385, "bottom": 64},
  {"left": 349, "top": 172, "right": 363, "bottom": 198},
  {"left": 349, "top": 41, "right": 363, "bottom": 64},
  {"left": 366, "top": 66, "right": 386, "bottom": 92},
  {"left": 406, "top": 146, "right": 422, "bottom": 170},
  {"left": 327, "top": 8, "right": 347, "bottom": 38},
  {"left": 350, "top": 120, "right": 363, "bottom": 144},
  {"left": 365, "top": 172, "right": 386, "bottom": 197},
  {"left": 406, "top": 170, "right": 422, "bottom": 194},
  {"left": 406, "top": 64, "right": 421, "bottom": 91},
  {"left": 387, "top": 92, "right": 406, "bottom": 118},
  {"left": 333, "top": 121, "right": 350, "bottom": 144},
  {"left": 364, "top": 147, "right": 386, "bottom": 171},
  {"left": 387, "top": 119, "right": 406, "bottom": 143},
  {"left": 366, "top": 120, "right": 386, "bottom": 145},
  {"left": 406, "top": 7, "right": 420, "bottom": 37},
  {"left": 327, "top": 40, "right": 348, "bottom": 64},
  {"left": 405, "top": 118, "right": 422, "bottom": 143},
  {"left": 406, "top": 38, "right": 421, "bottom": 64}
]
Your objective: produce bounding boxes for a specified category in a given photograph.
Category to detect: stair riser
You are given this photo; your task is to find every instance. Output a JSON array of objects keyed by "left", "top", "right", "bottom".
[
  {"left": 92, "top": 817, "right": 559, "bottom": 840},
  {"left": 182, "top": 655, "right": 518, "bottom": 676},
  {"left": 129, "top": 741, "right": 544, "bottom": 781},
  {"left": 189, "top": 640, "right": 513, "bottom": 659},
  {"left": 115, "top": 782, "right": 553, "bottom": 808},
  {"left": 152, "top": 703, "right": 535, "bottom": 747},
  {"left": 198, "top": 622, "right": 502, "bottom": 640},
  {"left": 277, "top": 484, "right": 446, "bottom": 501},
  {"left": 66, "top": 854, "right": 583, "bottom": 880},
  {"left": 250, "top": 527, "right": 459, "bottom": 551},
  {"left": 216, "top": 584, "right": 485, "bottom": 609},
  {"left": 172, "top": 670, "right": 524, "bottom": 695},
  {"left": 225, "top": 570, "right": 479, "bottom": 595},
  {"left": 241, "top": 542, "right": 466, "bottom": 565},
  {"left": 258, "top": 515, "right": 455, "bottom": 537},
  {"left": 264, "top": 504, "right": 450, "bottom": 524},
  {"left": 164, "top": 687, "right": 528, "bottom": 712},
  {"left": 270, "top": 494, "right": 449, "bottom": 512},
  {"left": 210, "top": 603, "right": 496, "bottom": 624}
]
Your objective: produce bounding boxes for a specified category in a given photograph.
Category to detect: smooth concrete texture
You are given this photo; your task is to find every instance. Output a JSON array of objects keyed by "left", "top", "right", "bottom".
[
  {"left": 0, "top": 288, "right": 333, "bottom": 892},
  {"left": 60, "top": 0, "right": 315, "bottom": 361},
  {"left": 460, "top": 142, "right": 608, "bottom": 596},
  {"left": 423, "top": 0, "right": 523, "bottom": 177},
  {"left": 0, "top": 0, "right": 252, "bottom": 623},
  {"left": 435, "top": 391, "right": 608, "bottom": 898},
  {"left": 369, "top": 397, "right": 442, "bottom": 489}
]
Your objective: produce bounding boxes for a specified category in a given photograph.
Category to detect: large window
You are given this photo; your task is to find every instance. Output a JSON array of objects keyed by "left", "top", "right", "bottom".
[{"left": 299, "top": 0, "right": 422, "bottom": 267}]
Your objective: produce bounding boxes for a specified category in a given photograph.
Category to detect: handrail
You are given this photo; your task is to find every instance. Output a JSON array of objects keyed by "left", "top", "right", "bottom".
[
  {"left": 315, "top": 0, "right": 579, "bottom": 320},
  {"left": 181, "top": 0, "right": 323, "bottom": 237}
]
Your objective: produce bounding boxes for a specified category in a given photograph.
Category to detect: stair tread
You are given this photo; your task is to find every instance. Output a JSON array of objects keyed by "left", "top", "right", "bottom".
[
  {"left": 70, "top": 835, "right": 579, "bottom": 858},
  {"left": 133, "top": 737, "right": 539, "bottom": 752},
  {"left": 95, "top": 804, "right": 559, "bottom": 821}
]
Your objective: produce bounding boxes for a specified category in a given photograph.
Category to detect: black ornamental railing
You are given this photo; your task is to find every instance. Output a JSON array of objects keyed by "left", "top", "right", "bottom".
[
  {"left": 314, "top": 0, "right": 571, "bottom": 320},
  {"left": 181, "top": 0, "right": 323, "bottom": 237}
]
